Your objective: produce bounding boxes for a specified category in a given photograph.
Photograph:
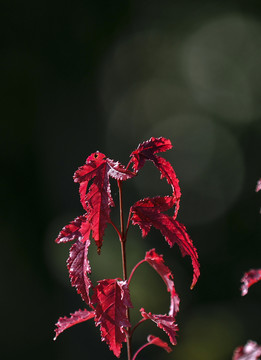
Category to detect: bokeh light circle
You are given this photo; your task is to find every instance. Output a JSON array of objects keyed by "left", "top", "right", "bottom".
[
  {"left": 144, "top": 115, "right": 245, "bottom": 225},
  {"left": 181, "top": 14, "right": 261, "bottom": 123}
]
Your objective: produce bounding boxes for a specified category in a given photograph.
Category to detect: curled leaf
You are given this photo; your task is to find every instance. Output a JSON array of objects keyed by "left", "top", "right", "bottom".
[
  {"left": 146, "top": 335, "right": 172, "bottom": 353},
  {"left": 130, "top": 137, "right": 173, "bottom": 172},
  {"left": 144, "top": 249, "right": 180, "bottom": 317},
  {"left": 106, "top": 158, "right": 136, "bottom": 180},
  {"left": 132, "top": 334, "right": 172, "bottom": 360},
  {"left": 131, "top": 196, "right": 200, "bottom": 289},
  {"left": 241, "top": 269, "right": 261, "bottom": 296},
  {"left": 54, "top": 309, "right": 95, "bottom": 340},
  {"left": 140, "top": 308, "right": 178, "bottom": 345},
  {"left": 130, "top": 137, "right": 181, "bottom": 217}
]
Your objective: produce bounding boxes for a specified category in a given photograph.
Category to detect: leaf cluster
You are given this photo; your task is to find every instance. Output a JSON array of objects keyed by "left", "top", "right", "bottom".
[{"left": 53, "top": 137, "right": 200, "bottom": 359}]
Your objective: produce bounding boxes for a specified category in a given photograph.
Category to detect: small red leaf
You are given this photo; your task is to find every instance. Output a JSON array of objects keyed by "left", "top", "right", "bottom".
[
  {"left": 92, "top": 279, "right": 133, "bottom": 358},
  {"left": 131, "top": 196, "right": 200, "bottom": 289},
  {"left": 146, "top": 335, "right": 172, "bottom": 353},
  {"left": 131, "top": 196, "right": 174, "bottom": 237},
  {"left": 73, "top": 151, "right": 107, "bottom": 185},
  {"left": 233, "top": 340, "right": 261, "bottom": 360},
  {"left": 130, "top": 137, "right": 172, "bottom": 172},
  {"left": 241, "top": 269, "right": 261, "bottom": 296},
  {"left": 130, "top": 137, "right": 181, "bottom": 217},
  {"left": 106, "top": 158, "right": 136, "bottom": 181},
  {"left": 144, "top": 249, "right": 180, "bottom": 317},
  {"left": 55, "top": 214, "right": 87, "bottom": 244},
  {"left": 140, "top": 308, "right": 178, "bottom": 345},
  {"left": 67, "top": 239, "right": 92, "bottom": 305},
  {"left": 54, "top": 309, "right": 95, "bottom": 340},
  {"left": 132, "top": 334, "right": 172, "bottom": 360}
]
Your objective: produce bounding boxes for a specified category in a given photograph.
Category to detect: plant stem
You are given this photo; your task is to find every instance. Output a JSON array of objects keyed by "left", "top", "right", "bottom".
[
  {"left": 128, "top": 259, "right": 146, "bottom": 285},
  {"left": 132, "top": 342, "right": 151, "bottom": 360},
  {"left": 118, "top": 180, "right": 125, "bottom": 239},
  {"left": 121, "top": 239, "right": 132, "bottom": 360},
  {"left": 120, "top": 238, "right": 128, "bottom": 282},
  {"left": 110, "top": 219, "right": 122, "bottom": 239},
  {"left": 118, "top": 180, "right": 132, "bottom": 360},
  {"left": 130, "top": 318, "right": 147, "bottom": 338},
  {"left": 125, "top": 209, "right": 132, "bottom": 239}
]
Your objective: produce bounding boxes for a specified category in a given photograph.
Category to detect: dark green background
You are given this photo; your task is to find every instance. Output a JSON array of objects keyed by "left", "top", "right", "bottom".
[{"left": 1, "top": 1, "right": 261, "bottom": 359}]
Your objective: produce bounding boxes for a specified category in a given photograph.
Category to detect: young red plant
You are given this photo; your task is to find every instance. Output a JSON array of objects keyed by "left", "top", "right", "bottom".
[
  {"left": 233, "top": 179, "right": 261, "bottom": 360},
  {"left": 54, "top": 137, "right": 200, "bottom": 359}
]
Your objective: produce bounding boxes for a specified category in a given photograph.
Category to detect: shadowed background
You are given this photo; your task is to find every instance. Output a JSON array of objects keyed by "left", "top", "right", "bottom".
[{"left": 1, "top": 1, "right": 261, "bottom": 359}]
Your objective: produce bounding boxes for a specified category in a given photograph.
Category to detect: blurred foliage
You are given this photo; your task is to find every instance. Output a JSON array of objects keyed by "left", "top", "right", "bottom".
[{"left": 1, "top": 1, "right": 261, "bottom": 359}]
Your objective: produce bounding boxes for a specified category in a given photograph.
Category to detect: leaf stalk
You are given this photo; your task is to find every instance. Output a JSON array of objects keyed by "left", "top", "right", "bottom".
[{"left": 118, "top": 180, "right": 132, "bottom": 360}]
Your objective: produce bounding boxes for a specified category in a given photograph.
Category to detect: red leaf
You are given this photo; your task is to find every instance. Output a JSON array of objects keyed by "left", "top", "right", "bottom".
[
  {"left": 146, "top": 335, "right": 172, "bottom": 353},
  {"left": 54, "top": 309, "right": 95, "bottom": 340},
  {"left": 130, "top": 137, "right": 172, "bottom": 172},
  {"left": 144, "top": 249, "right": 180, "bottom": 317},
  {"left": 233, "top": 340, "right": 261, "bottom": 360},
  {"left": 73, "top": 152, "right": 134, "bottom": 252},
  {"left": 106, "top": 158, "right": 136, "bottom": 180},
  {"left": 130, "top": 137, "right": 181, "bottom": 217},
  {"left": 140, "top": 308, "right": 178, "bottom": 345},
  {"left": 74, "top": 152, "right": 113, "bottom": 251},
  {"left": 92, "top": 279, "right": 132, "bottom": 358},
  {"left": 241, "top": 269, "right": 261, "bottom": 296},
  {"left": 131, "top": 196, "right": 173, "bottom": 237},
  {"left": 55, "top": 214, "right": 88, "bottom": 244},
  {"left": 67, "top": 239, "right": 92, "bottom": 305},
  {"left": 132, "top": 335, "right": 172, "bottom": 360},
  {"left": 131, "top": 196, "right": 200, "bottom": 289}
]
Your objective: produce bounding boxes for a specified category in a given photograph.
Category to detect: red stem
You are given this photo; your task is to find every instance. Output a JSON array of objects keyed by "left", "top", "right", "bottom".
[
  {"left": 132, "top": 341, "right": 151, "bottom": 360},
  {"left": 125, "top": 159, "right": 133, "bottom": 171},
  {"left": 109, "top": 219, "right": 122, "bottom": 239},
  {"left": 128, "top": 259, "right": 146, "bottom": 285},
  {"left": 118, "top": 180, "right": 132, "bottom": 360},
  {"left": 130, "top": 318, "right": 147, "bottom": 338},
  {"left": 125, "top": 209, "right": 132, "bottom": 239}
]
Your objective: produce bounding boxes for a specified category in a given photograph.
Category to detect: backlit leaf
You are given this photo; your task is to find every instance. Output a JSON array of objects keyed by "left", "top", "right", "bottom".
[
  {"left": 67, "top": 239, "right": 92, "bottom": 305},
  {"left": 130, "top": 137, "right": 181, "bottom": 217},
  {"left": 131, "top": 196, "right": 200, "bottom": 289},
  {"left": 92, "top": 279, "right": 133, "bottom": 358},
  {"left": 130, "top": 137, "right": 172, "bottom": 169},
  {"left": 73, "top": 151, "right": 134, "bottom": 252},
  {"left": 132, "top": 335, "right": 172, "bottom": 360},
  {"left": 146, "top": 335, "right": 172, "bottom": 353},
  {"left": 55, "top": 214, "right": 88, "bottom": 244},
  {"left": 140, "top": 309, "right": 178, "bottom": 345},
  {"left": 54, "top": 309, "right": 95, "bottom": 340},
  {"left": 144, "top": 249, "right": 180, "bottom": 317}
]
